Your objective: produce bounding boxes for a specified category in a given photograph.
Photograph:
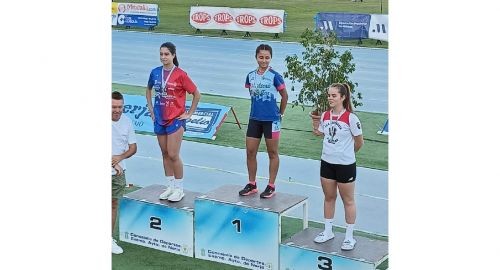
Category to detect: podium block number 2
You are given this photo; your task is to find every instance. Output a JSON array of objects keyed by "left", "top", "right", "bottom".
[
  {"left": 318, "top": 256, "right": 332, "bottom": 270},
  {"left": 150, "top": 216, "right": 162, "bottom": 230}
]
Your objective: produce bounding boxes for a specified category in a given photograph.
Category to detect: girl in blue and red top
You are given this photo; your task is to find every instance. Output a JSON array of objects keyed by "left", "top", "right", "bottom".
[
  {"left": 146, "top": 42, "right": 201, "bottom": 202},
  {"left": 238, "top": 44, "right": 288, "bottom": 199},
  {"left": 313, "top": 83, "right": 364, "bottom": 251}
]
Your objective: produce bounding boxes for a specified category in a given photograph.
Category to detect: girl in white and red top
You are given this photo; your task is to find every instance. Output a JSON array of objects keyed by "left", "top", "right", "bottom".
[
  {"left": 313, "top": 83, "right": 364, "bottom": 251},
  {"left": 146, "top": 42, "right": 201, "bottom": 202}
]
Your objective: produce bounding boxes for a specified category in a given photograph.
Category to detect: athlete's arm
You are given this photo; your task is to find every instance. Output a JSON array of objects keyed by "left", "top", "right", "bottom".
[
  {"left": 146, "top": 86, "right": 155, "bottom": 122},
  {"left": 279, "top": 88, "right": 288, "bottom": 117},
  {"left": 354, "top": 135, "right": 364, "bottom": 152},
  {"left": 178, "top": 89, "right": 201, "bottom": 120}
]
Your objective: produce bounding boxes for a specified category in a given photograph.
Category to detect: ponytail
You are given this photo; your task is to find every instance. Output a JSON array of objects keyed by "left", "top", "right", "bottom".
[
  {"left": 329, "top": 83, "right": 354, "bottom": 112},
  {"left": 342, "top": 83, "right": 353, "bottom": 112}
]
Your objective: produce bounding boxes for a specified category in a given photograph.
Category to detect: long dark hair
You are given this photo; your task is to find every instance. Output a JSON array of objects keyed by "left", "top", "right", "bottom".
[
  {"left": 330, "top": 83, "right": 353, "bottom": 112},
  {"left": 160, "top": 42, "right": 179, "bottom": 66}
]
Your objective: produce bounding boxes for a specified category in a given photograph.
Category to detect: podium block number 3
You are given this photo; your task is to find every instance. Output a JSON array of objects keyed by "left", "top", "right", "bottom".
[
  {"left": 150, "top": 216, "right": 162, "bottom": 230},
  {"left": 232, "top": 219, "right": 241, "bottom": 233},
  {"left": 318, "top": 256, "right": 332, "bottom": 270}
]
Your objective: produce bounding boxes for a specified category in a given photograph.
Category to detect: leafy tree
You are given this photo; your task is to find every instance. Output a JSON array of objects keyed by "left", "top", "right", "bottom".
[{"left": 284, "top": 28, "right": 362, "bottom": 115}]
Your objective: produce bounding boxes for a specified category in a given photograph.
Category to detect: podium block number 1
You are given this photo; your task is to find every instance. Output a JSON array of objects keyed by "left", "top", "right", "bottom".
[{"left": 232, "top": 219, "right": 241, "bottom": 233}]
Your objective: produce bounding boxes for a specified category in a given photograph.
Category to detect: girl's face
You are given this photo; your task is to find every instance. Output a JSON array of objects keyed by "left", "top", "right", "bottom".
[
  {"left": 327, "top": 87, "right": 345, "bottom": 109},
  {"left": 160, "top": 47, "right": 175, "bottom": 67},
  {"left": 256, "top": 50, "right": 272, "bottom": 70}
]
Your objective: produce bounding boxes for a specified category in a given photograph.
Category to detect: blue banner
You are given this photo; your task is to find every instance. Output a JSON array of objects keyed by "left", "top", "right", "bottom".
[
  {"left": 184, "top": 103, "right": 230, "bottom": 140},
  {"left": 122, "top": 94, "right": 230, "bottom": 140},
  {"left": 315, "top": 13, "right": 370, "bottom": 40},
  {"left": 116, "top": 14, "right": 158, "bottom": 27}
]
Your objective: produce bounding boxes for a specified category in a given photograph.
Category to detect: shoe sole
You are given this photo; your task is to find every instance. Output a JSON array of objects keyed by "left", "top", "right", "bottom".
[
  {"left": 341, "top": 241, "right": 356, "bottom": 250},
  {"left": 168, "top": 193, "right": 185, "bottom": 202},
  {"left": 313, "top": 236, "right": 335, "bottom": 243},
  {"left": 159, "top": 189, "right": 174, "bottom": 200},
  {"left": 239, "top": 189, "right": 258, "bottom": 196},
  {"left": 260, "top": 192, "right": 276, "bottom": 199}
]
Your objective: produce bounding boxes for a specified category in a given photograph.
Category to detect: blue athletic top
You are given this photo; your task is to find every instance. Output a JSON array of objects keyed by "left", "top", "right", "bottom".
[{"left": 244, "top": 67, "right": 286, "bottom": 121}]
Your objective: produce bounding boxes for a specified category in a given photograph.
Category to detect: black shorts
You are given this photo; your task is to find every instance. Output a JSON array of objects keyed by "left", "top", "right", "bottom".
[
  {"left": 320, "top": 160, "right": 356, "bottom": 183},
  {"left": 246, "top": 119, "right": 281, "bottom": 139}
]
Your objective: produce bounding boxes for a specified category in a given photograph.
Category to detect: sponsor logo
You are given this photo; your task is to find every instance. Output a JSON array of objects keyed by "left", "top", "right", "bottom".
[
  {"left": 117, "top": 14, "right": 125, "bottom": 25},
  {"left": 214, "top": 12, "right": 233, "bottom": 24},
  {"left": 118, "top": 4, "right": 126, "bottom": 13},
  {"left": 259, "top": 15, "right": 282, "bottom": 27},
  {"left": 356, "top": 122, "right": 361, "bottom": 129},
  {"left": 191, "top": 12, "right": 211, "bottom": 24},
  {"left": 235, "top": 14, "right": 257, "bottom": 26}
]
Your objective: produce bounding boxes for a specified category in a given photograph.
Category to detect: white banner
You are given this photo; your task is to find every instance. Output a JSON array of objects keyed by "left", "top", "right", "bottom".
[
  {"left": 116, "top": 2, "right": 158, "bottom": 16},
  {"left": 190, "top": 6, "right": 285, "bottom": 33},
  {"left": 368, "top": 14, "right": 388, "bottom": 41}
]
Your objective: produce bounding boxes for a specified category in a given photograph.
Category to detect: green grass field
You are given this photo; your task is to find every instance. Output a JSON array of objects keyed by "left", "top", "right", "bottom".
[
  {"left": 112, "top": 0, "right": 388, "bottom": 48},
  {"left": 113, "top": 186, "right": 388, "bottom": 270},
  {"left": 113, "top": 83, "right": 388, "bottom": 170}
]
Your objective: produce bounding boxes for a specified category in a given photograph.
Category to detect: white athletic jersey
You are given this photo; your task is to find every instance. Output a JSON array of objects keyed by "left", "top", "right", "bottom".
[
  {"left": 112, "top": 115, "right": 137, "bottom": 175},
  {"left": 318, "top": 110, "right": 362, "bottom": 165}
]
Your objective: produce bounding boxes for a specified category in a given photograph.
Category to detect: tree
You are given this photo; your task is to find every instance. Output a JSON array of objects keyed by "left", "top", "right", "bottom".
[{"left": 284, "top": 28, "right": 362, "bottom": 116}]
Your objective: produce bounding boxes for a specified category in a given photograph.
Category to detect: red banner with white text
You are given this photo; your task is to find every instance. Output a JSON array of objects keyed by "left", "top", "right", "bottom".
[{"left": 189, "top": 6, "right": 285, "bottom": 33}]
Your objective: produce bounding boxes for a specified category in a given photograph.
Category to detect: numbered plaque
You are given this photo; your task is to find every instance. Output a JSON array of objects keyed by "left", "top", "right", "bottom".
[
  {"left": 280, "top": 228, "right": 388, "bottom": 270},
  {"left": 194, "top": 185, "right": 307, "bottom": 270},
  {"left": 195, "top": 199, "right": 278, "bottom": 269},
  {"left": 119, "top": 185, "right": 201, "bottom": 257}
]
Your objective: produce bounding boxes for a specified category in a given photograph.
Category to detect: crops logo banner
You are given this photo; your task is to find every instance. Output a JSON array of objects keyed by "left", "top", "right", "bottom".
[{"left": 190, "top": 6, "right": 285, "bottom": 33}]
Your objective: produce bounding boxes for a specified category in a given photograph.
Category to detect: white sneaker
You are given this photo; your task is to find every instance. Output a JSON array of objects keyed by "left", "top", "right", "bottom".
[
  {"left": 313, "top": 231, "right": 335, "bottom": 243},
  {"left": 167, "top": 188, "right": 185, "bottom": 202},
  {"left": 341, "top": 238, "right": 357, "bottom": 250},
  {"left": 159, "top": 186, "right": 174, "bottom": 200},
  {"left": 112, "top": 238, "right": 123, "bottom": 254}
]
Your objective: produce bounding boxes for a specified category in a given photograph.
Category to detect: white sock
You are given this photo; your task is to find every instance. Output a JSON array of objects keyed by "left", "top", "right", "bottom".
[
  {"left": 166, "top": 176, "right": 174, "bottom": 187},
  {"left": 345, "top": 223, "right": 355, "bottom": 240},
  {"left": 324, "top": 218, "right": 334, "bottom": 235},
  {"left": 173, "top": 178, "right": 183, "bottom": 190}
]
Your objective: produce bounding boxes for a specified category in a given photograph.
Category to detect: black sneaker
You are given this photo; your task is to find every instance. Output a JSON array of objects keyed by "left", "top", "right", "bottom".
[
  {"left": 239, "top": 183, "right": 258, "bottom": 196},
  {"left": 260, "top": 185, "right": 276, "bottom": 198}
]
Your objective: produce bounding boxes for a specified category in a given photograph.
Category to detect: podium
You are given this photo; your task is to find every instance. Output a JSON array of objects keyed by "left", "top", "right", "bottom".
[
  {"left": 119, "top": 184, "right": 202, "bottom": 257},
  {"left": 194, "top": 185, "right": 308, "bottom": 270},
  {"left": 280, "top": 227, "right": 388, "bottom": 270}
]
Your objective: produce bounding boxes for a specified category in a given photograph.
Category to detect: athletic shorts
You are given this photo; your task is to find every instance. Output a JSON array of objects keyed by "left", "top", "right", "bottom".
[
  {"left": 154, "top": 118, "right": 186, "bottom": 135},
  {"left": 112, "top": 172, "right": 126, "bottom": 199},
  {"left": 320, "top": 160, "right": 356, "bottom": 183},
  {"left": 246, "top": 119, "right": 281, "bottom": 139}
]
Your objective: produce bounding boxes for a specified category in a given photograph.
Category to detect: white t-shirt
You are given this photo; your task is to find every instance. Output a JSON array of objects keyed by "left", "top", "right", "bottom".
[
  {"left": 318, "top": 110, "right": 362, "bottom": 165},
  {"left": 112, "top": 115, "right": 137, "bottom": 175}
]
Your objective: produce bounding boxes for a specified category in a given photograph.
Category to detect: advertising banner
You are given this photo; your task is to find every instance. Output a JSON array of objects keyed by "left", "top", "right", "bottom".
[
  {"left": 190, "top": 6, "right": 285, "bottom": 33},
  {"left": 121, "top": 94, "right": 230, "bottom": 140},
  {"left": 113, "top": 2, "right": 159, "bottom": 28},
  {"left": 368, "top": 14, "right": 388, "bottom": 41},
  {"left": 315, "top": 12, "right": 370, "bottom": 39},
  {"left": 112, "top": 2, "right": 118, "bottom": 26}
]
